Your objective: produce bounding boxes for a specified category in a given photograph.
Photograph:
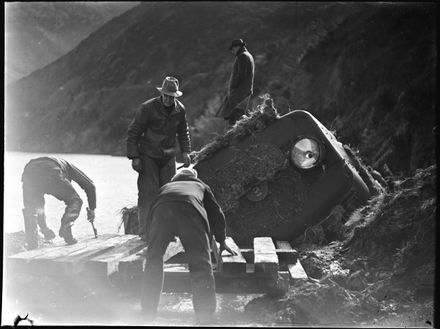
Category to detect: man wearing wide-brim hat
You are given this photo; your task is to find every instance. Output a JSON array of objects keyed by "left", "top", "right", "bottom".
[
  {"left": 215, "top": 38, "right": 255, "bottom": 125},
  {"left": 127, "top": 76, "right": 192, "bottom": 242}
]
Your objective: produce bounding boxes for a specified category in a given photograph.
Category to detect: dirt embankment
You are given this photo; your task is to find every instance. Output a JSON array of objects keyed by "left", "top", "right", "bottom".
[{"left": 245, "top": 164, "right": 436, "bottom": 327}]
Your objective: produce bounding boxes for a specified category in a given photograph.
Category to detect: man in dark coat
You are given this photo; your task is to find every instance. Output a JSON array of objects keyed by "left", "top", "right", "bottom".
[
  {"left": 140, "top": 168, "right": 236, "bottom": 324},
  {"left": 216, "top": 38, "right": 255, "bottom": 125},
  {"left": 127, "top": 76, "right": 192, "bottom": 242},
  {"left": 21, "top": 157, "right": 96, "bottom": 249}
]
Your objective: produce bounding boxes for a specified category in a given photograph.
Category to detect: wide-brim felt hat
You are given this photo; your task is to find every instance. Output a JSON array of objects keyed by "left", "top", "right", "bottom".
[
  {"left": 229, "top": 38, "right": 246, "bottom": 50},
  {"left": 156, "top": 76, "right": 183, "bottom": 97}
]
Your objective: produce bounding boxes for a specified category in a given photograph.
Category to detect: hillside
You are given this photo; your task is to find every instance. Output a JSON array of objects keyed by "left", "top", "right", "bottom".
[
  {"left": 6, "top": 2, "right": 436, "bottom": 176},
  {"left": 5, "top": 2, "right": 138, "bottom": 83}
]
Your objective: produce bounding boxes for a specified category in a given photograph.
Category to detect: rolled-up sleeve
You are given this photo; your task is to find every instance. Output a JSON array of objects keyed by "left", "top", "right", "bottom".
[{"left": 126, "top": 105, "right": 148, "bottom": 159}]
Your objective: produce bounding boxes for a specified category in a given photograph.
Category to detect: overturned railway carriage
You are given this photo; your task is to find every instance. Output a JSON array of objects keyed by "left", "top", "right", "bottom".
[{"left": 194, "top": 110, "right": 371, "bottom": 245}]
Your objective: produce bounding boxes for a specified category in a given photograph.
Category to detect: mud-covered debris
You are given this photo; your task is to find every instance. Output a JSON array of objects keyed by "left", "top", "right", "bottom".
[{"left": 190, "top": 94, "right": 280, "bottom": 164}]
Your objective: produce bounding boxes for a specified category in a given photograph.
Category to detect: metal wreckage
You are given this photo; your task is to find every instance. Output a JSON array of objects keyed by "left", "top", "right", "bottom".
[{"left": 8, "top": 97, "right": 381, "bottom": 295}]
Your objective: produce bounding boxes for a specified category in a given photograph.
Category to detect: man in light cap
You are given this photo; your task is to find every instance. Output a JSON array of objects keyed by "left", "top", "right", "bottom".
[
  {"left": 140, "top": 167, "right": 236, "bottom": 324},
  {"left": 216, "top": 38, "right": 255, "bottom": 125},
  {"left": 127, "top": 76, "right": 192, "bottom": 242}
]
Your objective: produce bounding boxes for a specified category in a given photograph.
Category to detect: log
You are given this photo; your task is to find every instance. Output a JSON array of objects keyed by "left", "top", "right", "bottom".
[{"left": 253, "top": 237, "right": 279, "bottom": 278}]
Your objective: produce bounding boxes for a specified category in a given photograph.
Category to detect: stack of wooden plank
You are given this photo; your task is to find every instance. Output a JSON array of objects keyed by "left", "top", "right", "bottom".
[{"left": 7, "top": 234, "right": 308, "bottom": 294}]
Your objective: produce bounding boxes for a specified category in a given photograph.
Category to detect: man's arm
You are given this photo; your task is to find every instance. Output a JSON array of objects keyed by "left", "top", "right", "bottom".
[
  {"left": 229, "top": 53, "right": 250, "bottom": 91},
  {"left": 68, "top": 163, "right": 96, "bottom": 211},
  {"left": 177, "top": 106, "right": 191, "bottom": 166},
  {"left": 127, "top": 104, "right": 148, "bottom": 159},
  {"left": 203, "top": 186, "right": 226, "bottom": 243}
]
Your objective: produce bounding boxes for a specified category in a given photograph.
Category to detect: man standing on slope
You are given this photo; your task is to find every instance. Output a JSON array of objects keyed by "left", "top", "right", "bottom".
[
  {"left": 216, "top": 38, "right": 255, "bottom": 125},
  {"left": 127, "top": 76, "right": 192, "bottom": 242}
]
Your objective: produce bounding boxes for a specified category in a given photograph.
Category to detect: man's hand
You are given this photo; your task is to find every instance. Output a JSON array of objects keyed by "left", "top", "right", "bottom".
[
  {"left": 86, "top": 207, "right": 95, "bottom": 222},
  {"left": 131, "top": 158, "right": 142, "bottom": 173},
  {"left": 219, "top": 241, "right": 238, "bottom": 256},
  {"left": 182, "top": 152, "right": 191, "bottom": 167}
]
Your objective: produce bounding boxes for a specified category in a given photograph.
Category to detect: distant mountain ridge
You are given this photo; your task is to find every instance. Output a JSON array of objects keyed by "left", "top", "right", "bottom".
[
  {"left": 6, "top": 2, "right": 436, "bottom": 175},
  {"left": 5, "top": 2, "right": 138, "bottom": 83}
]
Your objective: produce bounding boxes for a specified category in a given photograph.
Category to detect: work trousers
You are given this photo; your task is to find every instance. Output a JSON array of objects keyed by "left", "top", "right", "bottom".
[
  {"left": 22, "top": 161, "right": 83, "bottom": 227},
  {"left": 141, "top": 202, "right": 216, "bottom": 320},
  {"left": 136, "top": 155, "right": 176, "bottom": 237}
]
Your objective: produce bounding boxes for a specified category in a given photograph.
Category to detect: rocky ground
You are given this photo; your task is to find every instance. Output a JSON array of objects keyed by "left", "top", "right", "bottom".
[{"left": 4, "top": 165, "right": 436, "bottom": 326}]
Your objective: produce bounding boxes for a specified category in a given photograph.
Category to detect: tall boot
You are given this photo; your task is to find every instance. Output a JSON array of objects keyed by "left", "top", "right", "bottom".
[
  {"left": 37, "top": 213, "right": 55, "bottom": 240},
  {"left": 59, "top": 221, "right": 77, "bottom": 245},
  {"left": 22, "top": 208, "right": 38, "bottom": 250},
  {"left": 59, "top": 199, "right": 81, "bottom": 245}
]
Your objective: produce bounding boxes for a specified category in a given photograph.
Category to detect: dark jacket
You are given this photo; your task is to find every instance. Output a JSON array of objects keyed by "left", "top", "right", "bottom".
[
  {"left": 22, "top": 157, "right": 96, "bottom": 209},
  {"left": 149, "top": 176, "right": 226, "bottom": 243},
  {"left": 216, "top": 46, "right": 255, "bottom": 118},
  {"left": 126, "top": 96, "right": 191, "bottom": 160}
]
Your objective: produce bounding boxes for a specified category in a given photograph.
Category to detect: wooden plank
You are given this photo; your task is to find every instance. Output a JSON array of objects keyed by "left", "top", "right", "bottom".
[
  {"left": 274, "top": 240, "right": 306, "bottom": 280},
  {"left": 160, "top": 264, "right": 289, "bottom": 294},
  {"left": 117, "top": 237, "right": 185, "bottom": 275},
  {"left": 118, "top": 248, "right": 147, "bottom": 276},
  {"left": 239, "top": 248, "right": 254, "bottom": 263},
  {"left": 210, "top": 240, "right": 221, "bottom": 271},
  {"left": 211, "top": 240, "right": 221, "bottom": 264},
  {"left": 7, "top": 234, "right": 119, "bottom": 273},
  {"left": 253, "top": 237, "right": 279, "bottom": 278},
  {"left": 9, "top": 234, "right": 117, "bottom": 261},
  {"left": 39, "top": 235, "right": 139, "bottom": 275},
  {"left": 84, "top": 238, "right": 147, "bottom": 276},
  {"left": 275, "top": 241, "right": 299, "bottom": 264},
  {"left": 287, "top": 260, "right": 308, "bottom": 280},
  {"left": 220, "top": 237, "right": 246, "bottom": 276},
  {"left": 163, "top": 238, "right": 185, "bottom": 263}
]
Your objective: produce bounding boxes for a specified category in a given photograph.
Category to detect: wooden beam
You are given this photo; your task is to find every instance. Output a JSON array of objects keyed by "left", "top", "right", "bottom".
[
  {"left": 219, "top": 237, "right": 246, "bottom": 276},
  {"left": 210, "top": 240, "right": 221, "bottom": 271},
  {"left": 48, "top": 235, "right": 139, "bottom": 275},
  {"left": 163, "top": 237, "right": 185, "bottom": 263},
  {"left": 160, "top": 264, "right": 289, "bottom": 294},
  {"left": 275, "top": 241, "right": 299, "bottom": 264},
  {"left": 274, "top": 240, "right": 307, "bottom": 280},
  {"left": 84, "top": 238, "right": 147, "bottom": 276},
  {"left": 118, "top": 248, "right": 147, "bottom": 277},
  {"left": 287, "top": 260, "right": 308, "bottom": 280},
  {"left": 239, "top": 248, "right": 254, "bottom": 263},
  {"left": 7, "top": 234, "right": 121, "bottom": 274},
  {"left": 253, "top": 237, "right": 279, "bottom": 278},
  {"left": 117, "top": 237, "right": 185, "bottom": 276}
]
